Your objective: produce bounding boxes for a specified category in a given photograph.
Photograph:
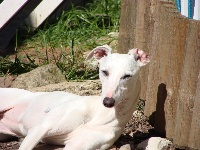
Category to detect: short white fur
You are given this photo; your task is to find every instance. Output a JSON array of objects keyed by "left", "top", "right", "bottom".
[{"left": 0, "top": 45, "right": 149, "bottom": 150}]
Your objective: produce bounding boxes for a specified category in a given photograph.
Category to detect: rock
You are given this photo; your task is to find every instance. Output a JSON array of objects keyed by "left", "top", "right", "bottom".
[
  {"left": 108, "top": 32, "right": 119, "bottom": 38},
  {"left": 119, "top": 144, "right": 131, "bottom": 150},
  {"left": 108, "top": 145, "right": 117, "bottom": 150},
  {"left": 11, "top": 64, "right": 65, "bottom": 90},
  {"left": 0, "top": 75, "right": 17, "bottom": 88},
  {"left": 137, "top": 137, "right": 172, "bottom": 150},
  {"left": 31, "top": 80, "right": 101, "bottom": 96}
]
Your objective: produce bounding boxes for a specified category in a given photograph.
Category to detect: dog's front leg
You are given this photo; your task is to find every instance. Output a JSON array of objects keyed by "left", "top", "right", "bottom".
[
  {"left": 19, "top": 125, "right": 48, "bottom": 150},
  {"left": 63, "top": 125, "right": 119, "bottom": 150}
]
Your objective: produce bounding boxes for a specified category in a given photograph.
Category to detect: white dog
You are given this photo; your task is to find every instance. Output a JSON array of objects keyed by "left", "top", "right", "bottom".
[{"left": 0, "top": 45, "right": 149, "bottom": 150}]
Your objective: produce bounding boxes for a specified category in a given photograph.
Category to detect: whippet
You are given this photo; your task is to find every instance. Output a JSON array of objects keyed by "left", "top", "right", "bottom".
[{"left": 0, "top": 45, "right": 149, "bottom": 150}]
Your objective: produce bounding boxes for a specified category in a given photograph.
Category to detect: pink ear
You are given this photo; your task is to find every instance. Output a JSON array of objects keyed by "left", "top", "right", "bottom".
[
  {"left": 128, "top": 48, "right": 150, "bottom": 66},
  {"left": 86, "top": 45, "right": 112, "bottom": 60}
]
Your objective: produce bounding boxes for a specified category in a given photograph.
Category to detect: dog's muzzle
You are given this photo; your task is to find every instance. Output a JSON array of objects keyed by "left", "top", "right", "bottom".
[{"left": 103, "top": 97, "right": 115, "bottom": 108}]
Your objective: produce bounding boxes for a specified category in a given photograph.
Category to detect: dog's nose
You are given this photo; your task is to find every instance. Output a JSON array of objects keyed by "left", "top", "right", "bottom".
[{"left": 103, "top": 97, "right": 115, "bottom": 108}]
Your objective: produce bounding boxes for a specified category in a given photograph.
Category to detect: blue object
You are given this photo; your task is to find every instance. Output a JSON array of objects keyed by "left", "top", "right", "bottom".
[
  {"left": 176, "top": 0, "right": 181, "bottom": 12},
  {"left": 176, "top": 0, "right": 194, "bottom": 19},
  {"left": 188, "top": 0, "right": 193, "bottom": 19}
]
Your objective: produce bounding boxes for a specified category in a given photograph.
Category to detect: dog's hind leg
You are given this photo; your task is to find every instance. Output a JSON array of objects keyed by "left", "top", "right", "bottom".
[
  {"left": 0, "top": 108, "right": 20, "bottom": 141},
  {"left": 0, "top": 124, "right": 18, "bottom": 142}
]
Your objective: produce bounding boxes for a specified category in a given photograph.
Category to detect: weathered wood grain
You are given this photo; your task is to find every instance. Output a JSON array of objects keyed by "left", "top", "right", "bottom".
[{"left": 118, "top": 0, "right": 200, "bottom": 149}]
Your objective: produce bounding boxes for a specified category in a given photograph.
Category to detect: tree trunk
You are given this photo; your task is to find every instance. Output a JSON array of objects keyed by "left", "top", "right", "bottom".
[
  {"left": 118, "top": 0, "right": 200, "bottom": 149},
  {"left": 188, "top": 69, "right": 200, "bottom": 149},
  {"left": 118, "top": 0, "right": 137, "bottom": 54},
  {"left": 174, "top": 20, "right": 200, "bottom": 149}
]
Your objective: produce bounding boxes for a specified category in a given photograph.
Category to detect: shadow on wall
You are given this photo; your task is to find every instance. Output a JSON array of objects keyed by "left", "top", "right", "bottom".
[{"left": 149, "top": 83, "right": 167, "bottom": 138}]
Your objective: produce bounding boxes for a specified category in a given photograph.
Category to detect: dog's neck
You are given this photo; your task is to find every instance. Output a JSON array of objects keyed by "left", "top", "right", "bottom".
[{"left": 89, "top": 76, "right": 140, "bottom": 128}]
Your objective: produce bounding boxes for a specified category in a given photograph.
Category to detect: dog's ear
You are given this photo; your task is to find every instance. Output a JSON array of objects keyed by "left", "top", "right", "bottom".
[
  {"left": 86, "top": 45, "right": 112, "bottom": 61},
  {"left": 128, "top": 48, "right": 150, "bottom": 66}
]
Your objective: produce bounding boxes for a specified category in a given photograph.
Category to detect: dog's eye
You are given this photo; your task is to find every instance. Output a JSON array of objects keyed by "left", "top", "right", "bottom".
[
  {"left": 121, "top": 74, "right": 132, "bottom": 80},
  {"left": 101, "top": 70, "right": 109, "bottom": 76}
]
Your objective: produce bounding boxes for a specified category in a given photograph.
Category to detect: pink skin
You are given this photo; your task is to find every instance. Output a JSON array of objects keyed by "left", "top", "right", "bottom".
[
  {"left": 0, "top": 45, "right": 149, "bottom": 150},
  {"left": 128, "top": 48, "right": 149, "bottom": 65}
]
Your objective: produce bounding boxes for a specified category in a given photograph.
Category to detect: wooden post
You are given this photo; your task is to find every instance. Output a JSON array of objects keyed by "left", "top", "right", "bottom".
[
  {"left": 118, "top": 0, "right": 154, "bottom": 99},
  {"left": 144, "top": 1, "right": 188, "bottom": 138},
  {"left": 133, "top": 0, "right": 152, "bottom": 100},
  {"left": 118, "top": 0, "right": 200, "bottom": 149},
  {"left": 118, "top": 0, "right": 137, "bottom": 54},
  {"left": 173, "top": 20, "right": 200, "bottom": 149},
  {"left": 188, "top": 70, "right": 200, "bottom": 149}
]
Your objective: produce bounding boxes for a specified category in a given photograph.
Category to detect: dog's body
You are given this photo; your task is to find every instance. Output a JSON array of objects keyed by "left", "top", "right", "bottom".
[{"left": 0, "top": 45, "right": 149, "bottom": 150}]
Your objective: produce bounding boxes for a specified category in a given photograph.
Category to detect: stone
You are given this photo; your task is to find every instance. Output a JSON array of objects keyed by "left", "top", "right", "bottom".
[
  {"left": 119, "top": 144, "right": 131, "bottom": 150},
  {"left": 31, "top": 80, "right": 101, "bottom": 96},
  {"left": 108, "top": 145, "right": 117, "bottom": 150},
  {"left": 137, "top": 137, "right": 172, "bottom": 150},
  {"left": 0, "top": 75, "right": 17, "bottom": 88},
  {"left": 11, "top": 64, "right": 65, "bottom": 90}
]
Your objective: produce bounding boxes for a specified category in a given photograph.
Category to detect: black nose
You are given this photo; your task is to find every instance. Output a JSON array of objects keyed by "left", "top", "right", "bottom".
[{"left": 103, "top": 97, "right": 115, "bottom": 108}]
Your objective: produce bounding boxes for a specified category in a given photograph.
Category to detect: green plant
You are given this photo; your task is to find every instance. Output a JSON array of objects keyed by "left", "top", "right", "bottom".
[
  {"left": 26, "top": 0, "right": 120, "bottom": 48},
  {"left": 0, "top": 55, "right": 38, "bottom": 76},
  {"left": 55, "top": 40, "right": 99, "bottom": 80},
  {"left": 0, "top": 0, "right": 121, "bottom": 80}
]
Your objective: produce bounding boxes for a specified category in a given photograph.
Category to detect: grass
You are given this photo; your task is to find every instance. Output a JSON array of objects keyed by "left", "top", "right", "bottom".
[
  {"left": 0, "top": 56, "right": 38, "bottom": 76},
  {"left": 0, "top": 0, "right": 121, "bottom": 80}
]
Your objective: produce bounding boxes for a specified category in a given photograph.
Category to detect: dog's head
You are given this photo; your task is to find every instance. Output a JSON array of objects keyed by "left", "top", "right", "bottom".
[{"left": 86, "top": 45, "right": 150, "bottom": 108}]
